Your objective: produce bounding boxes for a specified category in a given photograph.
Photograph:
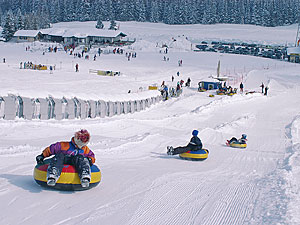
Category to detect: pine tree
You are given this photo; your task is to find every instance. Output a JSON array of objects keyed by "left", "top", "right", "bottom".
[
  {"left": 162, "top": 0, "right": 175, "bottom": 24},
  {"left": 2, "top": 11, "right": 15, "bottom": 41},
  {"left": 96, "top": 17, "right": 104, "bottom": 29},
  {"left": 109, "top": 20, "right": 117, "bottom": 30},
  {"left": 149, "top": 0, "right": 160, "bottom": 23},
  {"left": 32, "top": 15, "right": 39, "bottom": 30},
  {"left": 185, "top": 0, "right": 198, "bottom": 24},
  {"left": 134, "top": 0, "right": 147, "bottom": 22},
  {"left": 16, "top": 9, "right": 25, "bottom": 30},
  {"left": 1, "top": 0, "right": 300, "bottom": 27},
  {"left": 24, "top": 14, "right": 34, "bottom": 30},
  {"left": 82, "top": 0, "right": 91, "bottom": 21}
]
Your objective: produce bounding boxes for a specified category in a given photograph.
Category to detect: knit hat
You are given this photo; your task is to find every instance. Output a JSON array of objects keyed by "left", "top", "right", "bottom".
[
  {"left": 192, "top": 130, "right": 199, "bottom": 136},
  {"left": 74, "top": 129, "right": 90, "bottom": 148}
]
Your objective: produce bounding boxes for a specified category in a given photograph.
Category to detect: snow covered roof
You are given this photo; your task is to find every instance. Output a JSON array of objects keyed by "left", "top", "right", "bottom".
[
  {"left": 200, "top": 78, "right": 221, "bottom": 83},
  {"left": 40, "top": 28, "right": 66, "bottom": 37},
  {"left": 13, "top": 30, "right": 41, "bottom": 37},
  {"left": 287, "top": 47, "right": 300, "bottom": 55},
  {"left": 64, "top": 29, "right": 125, "bottom": 38},
  {"left": 41, "top": 27, "right": 126, "bottom": 38}
]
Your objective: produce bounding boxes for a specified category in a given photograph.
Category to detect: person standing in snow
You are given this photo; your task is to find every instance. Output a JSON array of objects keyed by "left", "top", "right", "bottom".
[
  {"left": 176, "top": 82, "right": 181, "bottom": 92},
  {"left": 180, "top": 79, "right": 184, "bottom": 87},
  {"left": 186, "top": 77, "right": 191, "bottom": 87},
  {"left": 163, "top": 85, "right": 168, "bottom": 100},
  {"left": 240, "top": 82, "right": 244, "bottom": 93},
  {"left": 172, "top": 76, "right": 174, "bottom": 82},
  {"left": 260, "top": 82, "right": 264, "bottom": 93},
  {"left": 75, "top": 63, "right": 79, "bottom": 72},
  {"left": 167, "top": 130, "right": 203, "bottom": 155},
  {"left": 35, "top": 129, "right": 95, "bottom": 188},
  {"left": 264, "top": 86, "right": 269, "bottom": 96}
]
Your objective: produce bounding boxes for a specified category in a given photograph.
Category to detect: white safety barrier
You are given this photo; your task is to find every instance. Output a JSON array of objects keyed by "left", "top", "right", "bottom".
[
  {"left": 0, "top": 97, "right": 5, "bottom": 119},
  {"left": 0, "top": 94, "right": 162, "bottom": 120}
]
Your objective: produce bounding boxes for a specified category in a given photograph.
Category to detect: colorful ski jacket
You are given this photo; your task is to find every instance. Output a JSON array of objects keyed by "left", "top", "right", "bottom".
[{"left": 42, "top": 138, "right": 95, "bottom": 164}]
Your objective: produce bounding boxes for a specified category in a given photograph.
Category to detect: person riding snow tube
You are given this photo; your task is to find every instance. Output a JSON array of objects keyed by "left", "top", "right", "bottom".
[
  {"left": 179, "top": 148, "right": 209, "bottom": 161},
  {"left": 226, "top": 134, "right": 247, "bottom": 148},
  {"left": 34, "top": 159, "right": 101, "bottom": 191},
  {"left": 34, "top": 129, "right": 101, "bottom": 190},
  {"left": 167, "top": 130, "right": 209, "bottom": 160}
]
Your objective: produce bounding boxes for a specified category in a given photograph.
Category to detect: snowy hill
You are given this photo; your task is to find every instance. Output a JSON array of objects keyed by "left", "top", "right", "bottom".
[{"left": 0, "top": 21, "right": 300, "bottom": 225}]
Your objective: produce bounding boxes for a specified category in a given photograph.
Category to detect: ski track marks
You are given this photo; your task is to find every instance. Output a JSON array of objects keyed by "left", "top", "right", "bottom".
[
  {"left": 93, "top": 132, "right": 161, "bottom": 161},
  {"left": 126, "top": 173, "right": 256, "bottom": 225},
  {"left": 0, "top": 144, "right": 40, "bottom": 156}
]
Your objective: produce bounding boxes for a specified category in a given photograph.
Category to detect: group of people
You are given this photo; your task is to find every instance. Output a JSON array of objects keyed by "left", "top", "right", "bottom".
[
  {"left": 163, "top": 56, "right": 170, "bottom": 61},
  {"left": 161, "top": 76, "right": 190, "bottom": 100},
  {"left": 260, "top": 82, "right": 269, "bottom": 96},
  {"left": 126, "top": 51, "right": 137, "bottom": 61},
  {"left": 48, "top": 46, "right": 58, "bottom": 53},
  {"left": 21, "top": 61, "right": 47, "bottom": 70},
  {"left": 36, "top": 128, "right": 248, "bottom": 188},
  {"left": 178, "top": 59, "right": 183, "bottom": 66},
  {"left": 217, "top": 81, "right": 270, "bottom": 96},
  {"left": 217, "top": 82, "right": 237, "bottom": 95},
  {"left": 113, "top": 48, "right": 124, "bottom": 54}
]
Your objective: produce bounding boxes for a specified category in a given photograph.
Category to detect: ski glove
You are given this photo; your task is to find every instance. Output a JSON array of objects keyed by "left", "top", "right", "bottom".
[
  {"left": 87, "top": 157, "right": 93, "bottom": 166},
  {"left": 36, "top": 154, "right": 45, "bottom": 164}
]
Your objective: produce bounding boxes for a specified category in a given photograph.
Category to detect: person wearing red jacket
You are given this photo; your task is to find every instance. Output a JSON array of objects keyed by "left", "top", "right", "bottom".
[{"left": 36, "top": 129, "right": 95, "bottom": 188}]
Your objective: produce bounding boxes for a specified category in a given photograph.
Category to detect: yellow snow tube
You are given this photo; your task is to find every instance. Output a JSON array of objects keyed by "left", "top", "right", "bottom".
[
  {"left": 179, "top": 149, "right": 209, "bottom": 161},
  {"left": 229, "top": 143, "right": 247, "bottom": 148},
  {"left": 34, "top": 159, "right": 101, "bottom": 191}
]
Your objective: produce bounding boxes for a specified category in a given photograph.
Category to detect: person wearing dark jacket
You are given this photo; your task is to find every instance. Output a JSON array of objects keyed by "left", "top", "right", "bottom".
[
  {"left": 227, "top": 134, "right": 247, "bottom": 145},
  {"left": 264, "top": 86, "right": 269, "bottom": 96},
  {"left": 240, "top": 82, "right": 244, "bottom": 93},
  {"left": 260, "top": 82, "right": 264, "bottom": 93},
  {"left": 167, "top": 130, "right": 202, "bottom": 155}
]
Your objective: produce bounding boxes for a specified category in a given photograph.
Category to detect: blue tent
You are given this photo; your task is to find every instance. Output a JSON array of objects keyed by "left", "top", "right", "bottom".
[{"left": 198, "top": 81, "right": 221, "bottom": 90}]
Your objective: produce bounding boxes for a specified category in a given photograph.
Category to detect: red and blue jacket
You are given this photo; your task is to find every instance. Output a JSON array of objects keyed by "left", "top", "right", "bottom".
[{"left": 42, "top": 138, "right": 95, "bottom": 164}]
